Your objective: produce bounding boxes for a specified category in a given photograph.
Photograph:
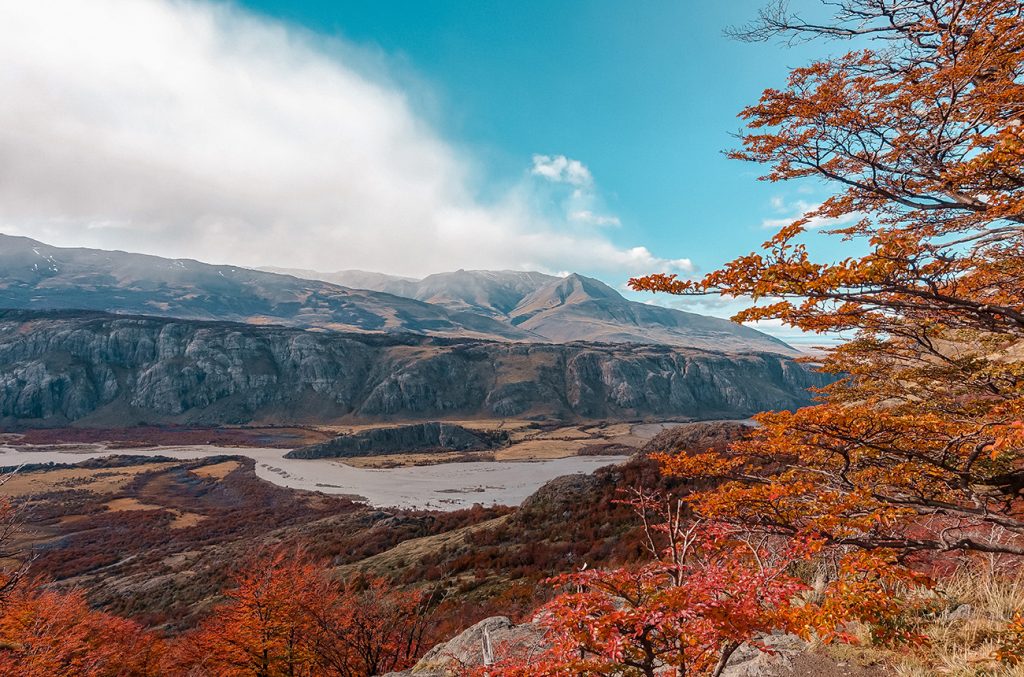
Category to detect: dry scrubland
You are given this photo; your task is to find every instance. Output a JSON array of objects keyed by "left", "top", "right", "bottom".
[
  {"left": 3, "top": 422, "right": 1024, "bottom": 674},
  {"left": 0, "top": 422, "right": 719, "bottom": 632}
]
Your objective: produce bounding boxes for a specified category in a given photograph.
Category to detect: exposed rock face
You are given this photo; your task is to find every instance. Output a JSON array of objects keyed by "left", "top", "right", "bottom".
[
  {"left": 382, "top": 616, "right": 547, "bottom": 676},
  {"left": 285, "top": 422, "right": 506, "bottom": 459},
  {"left": 641, "top": 420, "right": 753, "bottom": 455},
  {"left": 0, "top": 310, "right": 831, "bottom": 426}
]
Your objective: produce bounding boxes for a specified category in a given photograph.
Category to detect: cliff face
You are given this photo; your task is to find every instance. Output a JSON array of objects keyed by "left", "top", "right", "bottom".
[{"left": 0, "top": 310, "right": 831, "bottom": 426}]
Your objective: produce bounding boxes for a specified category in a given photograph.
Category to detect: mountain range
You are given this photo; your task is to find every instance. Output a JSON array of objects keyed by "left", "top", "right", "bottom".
[
  {"left": 0, "top": 234, "right": 530, "bottom": 341},
  {"left": 0, "top": 234, "right": 794, "bottom": 354},
  {"left": 266, "top": 266, "right": 796, "bottom": 354}
]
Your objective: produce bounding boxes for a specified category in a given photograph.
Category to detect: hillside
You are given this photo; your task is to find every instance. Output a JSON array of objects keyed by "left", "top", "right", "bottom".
[
  {"left": 0, "top": 234, "right": 532, "bottom": 341},
  {"left": 0, "top": 309, "right": 828, "bottom": 426},
  {"left": 507, "top": 273, "right": 795, "bottom": 353},
  {"left": 0, "top": 422, "right": 745, "bottom": 632},
  {"left": 260, "top": 266, "right": 797, "bottom": 354},
  {"left": 260, "top": 267, "right": 558, "bottom": 320}
]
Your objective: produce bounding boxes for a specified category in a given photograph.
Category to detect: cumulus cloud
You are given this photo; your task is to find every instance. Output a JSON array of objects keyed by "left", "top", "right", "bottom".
[
  {"left": 533, "top": 154, "right": 626, "bottom": 231},
  {"left": 530, "top": 154, "right": 593, "bottom": 187},
  {"left": 0, "top": 0, "right": 689, "bottom": 278}
]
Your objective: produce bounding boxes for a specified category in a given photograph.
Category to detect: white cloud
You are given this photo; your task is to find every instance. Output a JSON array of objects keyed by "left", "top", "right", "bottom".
[
  {"left": 533, "top": 155, "right": 626, "bottom": 230},
  {"left": 761, "top": 198, "right": 859, "bottom": 230},
  {"left": 631, "top": 292, "right": 842, "bottom": 347},
  {"left": 569, "top": 210, "right": 621, "bottom": 227},
  {"left": 0, "top": 0, "right": 688, "bottom": 279},
  {"left": 530, "top": 154, "right": 593, "bottom": 187}
]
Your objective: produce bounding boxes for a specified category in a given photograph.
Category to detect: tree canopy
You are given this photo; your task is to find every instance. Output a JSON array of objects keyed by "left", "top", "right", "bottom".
[{"left": 632, "top": 0, "right": 1024, "bottom": 558}]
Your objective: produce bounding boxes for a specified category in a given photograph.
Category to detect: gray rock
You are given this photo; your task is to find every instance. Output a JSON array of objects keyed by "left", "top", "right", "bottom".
[
  {"left": 945, "top": 603, "right": 973, "bottom": 621},
  {"left": 722, "top": 633, "right": 808, "bottom": 676},
  {"left": 0, "top": 310, "right": 832, "bottom": 426},
  {"left": 285, "top": 422, "right": 506, "bottom": 459},
  {"left": 383, "top": 616, "right": 547, "bottom": 676}
]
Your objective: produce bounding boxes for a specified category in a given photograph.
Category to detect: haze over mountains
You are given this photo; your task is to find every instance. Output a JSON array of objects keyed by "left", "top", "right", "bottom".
[
  {"left": 1, "top": 234, "right": 795, "bottom": 354},
  {"left": 0, "top": 234, "right": 531, "bottom": 341},
  {"left": 268, "top": 266, "right": 798, "bottom": 354}
]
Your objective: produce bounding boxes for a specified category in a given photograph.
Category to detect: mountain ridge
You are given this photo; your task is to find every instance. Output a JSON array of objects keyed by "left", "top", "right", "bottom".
[
  {"left": 1, "top": 234, "right": 792, "bottom": 354},
  {"left": 0, "top": 234, "right": 534, "bottom": 341},
  {"left": 258, "top": 264, "right": 797, "bottom": 354}
]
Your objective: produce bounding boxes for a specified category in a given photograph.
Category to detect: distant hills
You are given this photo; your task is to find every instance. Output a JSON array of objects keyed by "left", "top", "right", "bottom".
[
  {"left": 0, "top": 234, "right": 794, "bottom": 354},
  {"left": 0, "top": 234, "right": 531, "bottom": 341},
  {"left": 265, "top": 266, "right": 798, "bottom": 355},
  {"left": 262, "top": 267, "right": 560, "bottom": 319}
]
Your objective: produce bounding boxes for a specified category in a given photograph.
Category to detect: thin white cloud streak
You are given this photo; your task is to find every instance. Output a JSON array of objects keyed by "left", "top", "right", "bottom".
[
  {"left": 633, "top": 292, "right": 844, "bottom": 347},
  {"left": 0, "top": 0, "right": 691, "bottom": 278},
  {"left": 762, "top": 198, "right": 859, "bottom": 230},
  {"left": 570, "top": 210, "right": 621, "bottom": 227}
]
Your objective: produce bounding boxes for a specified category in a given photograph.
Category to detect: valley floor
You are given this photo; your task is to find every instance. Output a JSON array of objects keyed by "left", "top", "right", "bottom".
[
  {"left": 0, "top": 419, "right": 678, "bottom": 509},
  {"left": 0, "top": 443, "right": 628, "bottom": 510}
]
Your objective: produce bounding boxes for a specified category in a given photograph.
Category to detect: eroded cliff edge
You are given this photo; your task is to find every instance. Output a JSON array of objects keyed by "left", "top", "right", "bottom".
[{"left": 0, "top": 310, "right": 831, "bottom": 426}]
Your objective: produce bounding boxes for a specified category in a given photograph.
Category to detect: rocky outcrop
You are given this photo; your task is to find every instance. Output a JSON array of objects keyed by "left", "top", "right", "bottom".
[
  {"left": 641, "top": 420, "right": 753, "bottom": 455},
  {"left": 380, "top": 617, "right": 815, "bottom": 677},
  {"left": 518, "top": 473, "right": 603, "bottom": 515},
  {"left": 285, "top": 422, "right": 507, "bottom": 459},
  {"left": 0, "top": 310, "right": 832, "bottom": 426},
  {"left": 383, "top": 616, "right": 547, "bottom": 676}
]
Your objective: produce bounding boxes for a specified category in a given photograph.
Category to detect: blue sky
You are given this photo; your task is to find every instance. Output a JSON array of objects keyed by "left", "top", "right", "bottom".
[
  {"left": 238, "top": 0, "right": 832, "bottom": 275},
  {"left": 0, "top": 0, "right": 840, "bottom": 340}
]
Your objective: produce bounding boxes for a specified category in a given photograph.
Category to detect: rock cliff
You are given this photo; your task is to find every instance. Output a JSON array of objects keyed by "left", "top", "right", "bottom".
[{"left": 0, "top": 310, "right": 831, "bottom": 426}]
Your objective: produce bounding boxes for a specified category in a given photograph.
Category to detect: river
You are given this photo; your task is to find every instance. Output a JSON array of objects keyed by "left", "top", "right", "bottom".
[{"left": 0, "top": 444, "right": 629, "bottom": 511}]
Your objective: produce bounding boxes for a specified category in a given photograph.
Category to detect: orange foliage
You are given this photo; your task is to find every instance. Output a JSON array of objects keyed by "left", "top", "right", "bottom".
[
  {"left": 631, "top": 0, "right": 1024, "bottom": 560},
  {"left": 0, "top": 580, "right": 162, "bottom": 676},
  {"left": 0, "top": 544, "right": 433, "bottom": 677},
  {"left": 0, "top": 495, "right": 163, "bottom": 675},
  {"left": 999, "top": 613, "right": 1024, "bottom": 664},
  {"left": 5, "top": 1, "right": 1024, "bottom": 671},
  {"left": 167, "top": 549, "right": 430, "bottom": 677},
  {"left": 485, "top": 492, "right": 809, "bottom": 677}
]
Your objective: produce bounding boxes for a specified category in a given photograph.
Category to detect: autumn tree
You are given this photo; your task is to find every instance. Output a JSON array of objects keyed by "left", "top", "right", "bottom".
[
  {"left": 312, "top": 578, "right": 431, "bottom": 677},
  {"left": 0, "top": 581, "right": 163, "bottom": 677},
  {"left": 168, "top": 549, "right": 337, "bottom": 676},
  {"left": 0, "top": 481, "right": 163, "bottom": 676},
  {"left": 486, "top": 491, "right": 809, "bottom": 677},
  {"left": 631, "top": 0, "right": 1024, "bottom": 557},
  {"left": 168, "top": 548, "right": 431, "bottom": 677}
]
